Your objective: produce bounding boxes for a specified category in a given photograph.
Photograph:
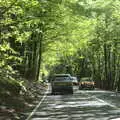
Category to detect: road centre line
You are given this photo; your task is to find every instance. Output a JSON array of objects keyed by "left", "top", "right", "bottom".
[{"left": 25, "top": 84, "right": 49, "bottom": 120}]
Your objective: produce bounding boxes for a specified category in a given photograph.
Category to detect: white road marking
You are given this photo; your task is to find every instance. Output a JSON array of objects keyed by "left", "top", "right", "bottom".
[
  {"left": 111, "top": 118, "right": 120, "bottom": 120},
  {"left": 25, "top": 85, "right": 49, "bottom": 120},
  {"left": 80, "top": 91, "right": 119, "bottom": 109}
]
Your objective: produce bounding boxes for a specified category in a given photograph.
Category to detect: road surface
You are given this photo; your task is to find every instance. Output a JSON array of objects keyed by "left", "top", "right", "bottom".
[{"left": 24, "top": 85, "right": 120, "bottom": 120}]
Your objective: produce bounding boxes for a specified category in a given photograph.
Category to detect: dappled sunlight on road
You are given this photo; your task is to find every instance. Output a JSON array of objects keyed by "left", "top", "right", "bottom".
[
  {"left": 24, "top": 87, "right": 120, "bottom": 120},
  {"left": 48, "top": 100, "right": 109, "bottom": 109}
]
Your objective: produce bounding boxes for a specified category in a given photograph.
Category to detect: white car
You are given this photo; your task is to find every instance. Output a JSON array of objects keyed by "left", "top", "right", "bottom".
[{"left": 71, "top": 77, "right": 78, "bottom": 85}]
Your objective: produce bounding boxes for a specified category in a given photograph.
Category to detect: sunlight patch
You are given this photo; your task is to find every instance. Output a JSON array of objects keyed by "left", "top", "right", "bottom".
[{"left": 54, "top": 100, "right": 108, "bottom": 109}]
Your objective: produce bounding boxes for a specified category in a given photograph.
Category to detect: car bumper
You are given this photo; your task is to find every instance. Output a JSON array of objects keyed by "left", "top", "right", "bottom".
[
  {"left": 79, "top": 84, "right": 94, "bottom": 89},
  {"left": 52, "top": 86, "right": 73, "bottom": 93}
]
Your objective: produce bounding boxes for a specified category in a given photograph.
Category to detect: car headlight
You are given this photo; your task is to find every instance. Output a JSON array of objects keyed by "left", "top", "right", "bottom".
[
  {"left": 92, "top": 82, "right": 95, "bottom": 85},
  {"left": 81, "top": 82, "right": 84, "bottom": 84}
]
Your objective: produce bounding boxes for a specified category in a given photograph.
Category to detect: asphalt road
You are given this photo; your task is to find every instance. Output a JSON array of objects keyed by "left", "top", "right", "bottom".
[{"left": 24, "top": 85, "right": 120, "bottom": 120}]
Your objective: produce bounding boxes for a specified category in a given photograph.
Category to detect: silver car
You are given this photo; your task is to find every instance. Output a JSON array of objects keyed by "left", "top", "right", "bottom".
[{"left": 51, "top": 74, "right": 73, "bottom": 94}]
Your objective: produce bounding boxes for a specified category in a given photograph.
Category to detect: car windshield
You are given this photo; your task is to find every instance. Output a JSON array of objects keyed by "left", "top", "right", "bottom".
[
  {"left": 80, "top": 77, "right": 92, "bottom": 82},
  {"left": 71, "top": 77, "right": 77, "bottom": 80},
  {"left": 54, "top": 76, "right": 71, "bottom": 81}
]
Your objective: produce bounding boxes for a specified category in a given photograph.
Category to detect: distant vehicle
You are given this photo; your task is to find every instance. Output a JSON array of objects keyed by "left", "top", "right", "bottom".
[
  {"left": 79, "top": 77, "right": 95, "bottom": 90},
  {"left": 51, "top": 74, "right": 73, "bottom": 94},
  {"left": 71, "top": 77, "right": 78, "bottom": 85}
]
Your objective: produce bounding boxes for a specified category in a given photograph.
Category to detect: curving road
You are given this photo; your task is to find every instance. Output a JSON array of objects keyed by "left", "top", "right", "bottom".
[{"left": 24, "top": 85, "right": 120, "bottom": 120}]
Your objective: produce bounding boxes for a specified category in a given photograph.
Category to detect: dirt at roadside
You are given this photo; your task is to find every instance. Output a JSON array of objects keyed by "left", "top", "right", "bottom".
[{"left": 0, "top": 82, "right": 47, "bottom": 120}]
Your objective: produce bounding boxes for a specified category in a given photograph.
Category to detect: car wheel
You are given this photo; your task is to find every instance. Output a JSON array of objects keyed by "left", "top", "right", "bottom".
[
  {"left": 70, "top": 89, "right": 73, "bottom": 94},
  {"left": 51, "top": 89, "right": 55, "bottom": 95},
  {"left": 51, "top": 92, "right": 54, "bottom": 95},
  {"left": 79, "top": 86, "right": 83, "bottom": 90},
  {"left": 92, "top": 86, "right": 95, "bottom": 90}
]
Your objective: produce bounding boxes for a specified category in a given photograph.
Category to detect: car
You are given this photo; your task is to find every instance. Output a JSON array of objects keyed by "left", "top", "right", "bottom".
[
  {"left": 51, "top": 74, "right": 73, "bottom": 94},
  {"left": 71, "top": 76, "right": 78, "bottom": 85},
  {"left": 79, "top": 77, "right": 95, "bottom": 90}
]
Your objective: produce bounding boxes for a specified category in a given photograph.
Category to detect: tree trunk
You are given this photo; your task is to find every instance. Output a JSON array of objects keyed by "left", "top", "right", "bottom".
[
  {"left": 103, "top": 43, "right": 108, "bottom": 89},
  {"left": 36, "top": 32, "right": 43, "bottom": 81}
]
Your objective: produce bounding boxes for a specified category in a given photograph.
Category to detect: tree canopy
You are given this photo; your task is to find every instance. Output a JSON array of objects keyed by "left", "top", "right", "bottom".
[{"left": 0, "top": 0, "right": 120, "bottom": 91}]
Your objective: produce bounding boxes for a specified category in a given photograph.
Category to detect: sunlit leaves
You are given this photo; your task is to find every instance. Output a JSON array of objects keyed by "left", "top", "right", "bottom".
[
  {"left": 0, "top": 0, "right": 120, "bottom": 87},
  {"left": 16, "top": 32, "right": 32, "bottom": 43},
  {"left": 0, "top": 42, "right": 11, "bottom": 51}
]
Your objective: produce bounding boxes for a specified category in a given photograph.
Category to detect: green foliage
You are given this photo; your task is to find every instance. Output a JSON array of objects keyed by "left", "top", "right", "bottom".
[{"left": 0, "top": 0, "right": 120, "bottom": 91}]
